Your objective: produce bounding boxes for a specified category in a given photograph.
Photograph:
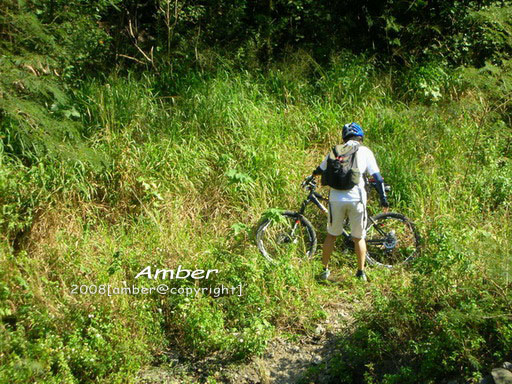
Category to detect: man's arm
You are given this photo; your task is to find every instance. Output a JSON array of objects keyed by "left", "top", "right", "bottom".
[
  {"left": 305, "top": 159, "right": 325, "bottom": 184},
  {"left": 311, "top": 154, "right": 329, "bottom": 177},
  {"left": 365, "top": 148, "right": 389, "bottom": 208},
  {"left": 312, "top": 166, "right": 323, "bottom": 176},
  {"left": 372, "top": 172, "right": 389, "bottom": 208}
]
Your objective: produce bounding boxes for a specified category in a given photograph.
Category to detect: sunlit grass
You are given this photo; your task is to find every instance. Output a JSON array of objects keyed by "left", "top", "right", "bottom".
[{"left": 1, "top": 56, "right": 511, "bottom": 382}]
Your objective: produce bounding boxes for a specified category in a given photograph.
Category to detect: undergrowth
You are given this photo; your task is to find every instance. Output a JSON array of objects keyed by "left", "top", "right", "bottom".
[{"left": 1, "top": 54, "right": 511, "bottom": 383}]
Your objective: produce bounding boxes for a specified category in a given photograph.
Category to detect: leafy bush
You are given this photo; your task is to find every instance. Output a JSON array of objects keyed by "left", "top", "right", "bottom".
[
  {"left": 326, "top": 224, "right": 512, "bottom": 383},
  {"left": 162, "top": 249, "right": 322, "bottom": 360}
]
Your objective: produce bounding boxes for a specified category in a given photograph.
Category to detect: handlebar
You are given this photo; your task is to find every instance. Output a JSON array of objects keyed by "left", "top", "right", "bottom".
[
  {"left": 302, "top": 175, "right": 390, "bottom": 208},
  {"left": 302, "top": 175, "right": 391, "bottom": 192},
  {"left": 301, "top": 175, "right": 317, "bottom": 190}
]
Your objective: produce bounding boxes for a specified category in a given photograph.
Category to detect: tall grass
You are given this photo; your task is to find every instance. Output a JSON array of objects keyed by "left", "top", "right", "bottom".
[{"left": 1, "top": 54, "right": 511, "bottom": 383}]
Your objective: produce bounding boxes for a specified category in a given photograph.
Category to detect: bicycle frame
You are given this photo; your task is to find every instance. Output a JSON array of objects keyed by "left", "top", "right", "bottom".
[
  {"left": 298, "top": 190, "right": 328, "bottom": 215},
  {"left": 297, "top": 184, "right": 391, "bottom": 244},
  {"left": 296, "top": 188, "right": 356, "bottom": 241},
  {"left": 257, "top": 178, "right": 419, "bottom": 266}
]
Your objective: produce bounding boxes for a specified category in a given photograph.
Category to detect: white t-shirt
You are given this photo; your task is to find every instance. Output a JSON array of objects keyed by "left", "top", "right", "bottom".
[{"left": 318, "top": 141, "right": 380, "bottom": 203}]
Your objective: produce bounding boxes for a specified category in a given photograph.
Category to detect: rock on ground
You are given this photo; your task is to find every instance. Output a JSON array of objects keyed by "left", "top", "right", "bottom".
[{"left": 491, "top": 368, "right": 512, "bottom": 384}]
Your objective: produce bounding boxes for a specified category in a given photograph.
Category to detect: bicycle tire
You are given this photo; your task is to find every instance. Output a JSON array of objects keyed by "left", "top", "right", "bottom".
[
  {"left": 256, "top": 211, "right": 317, "bottom": 262},
  {"left": 365, "top": 212, "right": 420, "bottom": 268}
]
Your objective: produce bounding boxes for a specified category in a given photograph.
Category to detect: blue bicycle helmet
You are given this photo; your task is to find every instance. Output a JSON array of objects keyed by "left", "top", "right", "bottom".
[{"left": 342, "top": 122, "right": 364, "bottom": 141}]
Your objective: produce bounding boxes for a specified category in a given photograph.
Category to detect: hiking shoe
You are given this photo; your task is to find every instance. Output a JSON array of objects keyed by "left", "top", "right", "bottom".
[
  {"left": 355, "top": 270, "right": 367, "bottom": 282},
  {"left": 318, "top": 268, "right": 331, "bottom": 281}
]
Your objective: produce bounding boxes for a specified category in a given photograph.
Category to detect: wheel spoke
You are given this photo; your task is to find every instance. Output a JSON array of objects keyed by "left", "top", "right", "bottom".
[
  {"left": 256, "top": 213, "right": 316, "bottom": 262},
  {"left": 366, "top": 214, "right": 419, "bottom": 267}
]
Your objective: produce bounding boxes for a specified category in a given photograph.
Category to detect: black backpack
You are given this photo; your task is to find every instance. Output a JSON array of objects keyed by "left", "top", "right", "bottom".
[{"left": 321, "top": 143, "right": 361, "bottom": 190}]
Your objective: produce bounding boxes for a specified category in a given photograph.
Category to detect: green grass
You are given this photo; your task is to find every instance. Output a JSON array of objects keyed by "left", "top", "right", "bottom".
[{"left": 1, "top": 55, "right": 511, "bottom": 383}]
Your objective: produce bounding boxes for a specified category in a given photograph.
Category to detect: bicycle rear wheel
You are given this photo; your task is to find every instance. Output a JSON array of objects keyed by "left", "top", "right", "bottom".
[
  {"left": 365, "top": 212, "right": 420, "bottom": 268},
  {"left": 256, "top": 211, "right": 317, "bottom": 263}
]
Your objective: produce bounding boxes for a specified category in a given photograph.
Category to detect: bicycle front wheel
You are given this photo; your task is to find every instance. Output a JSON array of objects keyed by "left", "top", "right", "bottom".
[
  {"left": 365, "top": 212, "right": 420, "bottom": 268},
  {"left": 256, "top": 211, "right": 317, "bottom": 263}
]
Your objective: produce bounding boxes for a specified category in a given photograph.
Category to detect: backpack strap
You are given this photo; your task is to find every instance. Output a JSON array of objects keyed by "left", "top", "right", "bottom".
[
  {"left": 332, "top": 143, "right": 358, "bottom": 159},
  {"left": 351, "top": 145, "right": 363, "bottom": 202},
  {"left": 350, "top": 145, "right": 359, "bottom": 167}
]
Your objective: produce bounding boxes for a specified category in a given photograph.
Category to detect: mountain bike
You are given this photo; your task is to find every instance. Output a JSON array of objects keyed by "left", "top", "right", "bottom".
[{"left": 255, "top": 176, "right": 420, "bottom": 268}]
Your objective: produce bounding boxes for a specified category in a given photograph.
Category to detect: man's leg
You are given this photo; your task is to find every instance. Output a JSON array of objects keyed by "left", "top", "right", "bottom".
[
  {"left": 319, "top": 201, "right": 345, "bottom": 280},
  {"left": 322, "top": 233, "right": 337, "bottom": 269},
  {"left": 348, "top": 201, "right": 368, "bottom": 280},
  {"left": 352, "top": 237, "right": 366, "bottom": 271}
]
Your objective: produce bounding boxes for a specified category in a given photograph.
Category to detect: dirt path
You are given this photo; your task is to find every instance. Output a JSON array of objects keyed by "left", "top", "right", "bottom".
[
  {"left": 138, "top": 301, "right": 354, "bottom": 384},
  {"left": 226, "top": 301, "right": 353, "bottom": 384}
]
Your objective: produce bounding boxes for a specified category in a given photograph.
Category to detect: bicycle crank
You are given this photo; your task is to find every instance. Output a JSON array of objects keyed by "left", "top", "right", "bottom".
[{"left": 384, "top": 230, "right": 397, "bottom": 250}]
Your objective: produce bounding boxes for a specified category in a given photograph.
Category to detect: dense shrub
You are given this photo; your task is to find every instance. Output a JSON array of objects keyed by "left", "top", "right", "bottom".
[{"left": 326, "top": 224, "right": 512, "bottom": 384}]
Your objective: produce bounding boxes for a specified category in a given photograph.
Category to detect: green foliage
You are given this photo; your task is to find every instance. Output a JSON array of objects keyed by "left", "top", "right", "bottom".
[
  {"left": 261, "top": 209, "right": 287, "bottom": 224},
  {"left": 2, "top": 56, "right": 512, "bottom": 381},
  {"left": 88, "top": 0, "right": 512, "bottom": 67},
  {"left": 397, "top": 61, "right": 459, "bottom": 103},
  {"left": 162, "top": 249, "right": 321, "bottom": 360},
  {"left": 1, "top": 4, "right": 512, "bottom": 379},
  {"left": 0, "top": 255, "right": 164, "bottom": 384},
  {"left": 0, "top": 1, "right": 114, "bottom": 241},
  {"left": 326, "top": 224, "right": 512, "bottom": 383},
  {"left": 466, "top": 5, "right": 512, "bottom": 66}
]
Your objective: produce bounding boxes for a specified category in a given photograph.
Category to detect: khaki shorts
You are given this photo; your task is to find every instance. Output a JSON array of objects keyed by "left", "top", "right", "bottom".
[{"left": 327, "top": 200, "right": 367, "bottom": 239}]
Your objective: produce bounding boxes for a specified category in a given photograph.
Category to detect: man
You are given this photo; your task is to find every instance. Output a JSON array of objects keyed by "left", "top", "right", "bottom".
[{"left": 312, "top": 123, "right": 389, "bottom": 281}]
